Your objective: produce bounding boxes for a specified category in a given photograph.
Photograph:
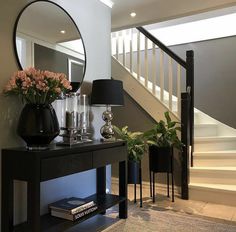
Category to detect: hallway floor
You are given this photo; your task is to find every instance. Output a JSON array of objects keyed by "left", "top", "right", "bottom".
[
  {"left": 67, "top": 179, "right": 236, "bottom": 231},
  {"left": 111, "top": 179, "right": 236, "bottom": 222}
]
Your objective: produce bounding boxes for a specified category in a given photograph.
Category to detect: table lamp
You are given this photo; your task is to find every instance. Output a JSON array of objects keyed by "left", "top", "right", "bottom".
[{"left": 91, "top": 79, "right": 124, "bottom": 140}]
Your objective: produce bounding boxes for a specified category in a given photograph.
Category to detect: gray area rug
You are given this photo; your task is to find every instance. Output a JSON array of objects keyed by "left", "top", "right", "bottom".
[{"left": 102, "top": 207, "right": 236, "bottom": 232}]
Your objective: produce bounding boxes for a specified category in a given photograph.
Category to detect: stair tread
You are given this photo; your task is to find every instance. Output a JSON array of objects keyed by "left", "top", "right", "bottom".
[
  {"left": 194, "top": 124, "right": 217, "bottom": 127},
  {"left": 191, "top": 166, "right": 236, "bottom": 171},
  {"left": 194, "top": 150, "right": 236, "bottom": 154},
  {"left": 189, "top": 183, "right": 236, "bottom": 191},
  {"left": 195, "top": 136, "right": 236, "bottom": 142}
]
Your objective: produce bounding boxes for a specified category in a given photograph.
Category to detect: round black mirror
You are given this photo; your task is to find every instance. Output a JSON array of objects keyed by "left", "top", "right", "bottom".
[{"left": 14, "top": 0, "right": 86, "bottom": 91}]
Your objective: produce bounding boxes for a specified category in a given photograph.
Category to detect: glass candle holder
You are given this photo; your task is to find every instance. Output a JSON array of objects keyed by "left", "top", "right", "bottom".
[
  {"left": 65, "top": 92, "right": 79, "bottom": 129},
  {"left": 78, "top": 94, "right": 90, "bottom": 135}
]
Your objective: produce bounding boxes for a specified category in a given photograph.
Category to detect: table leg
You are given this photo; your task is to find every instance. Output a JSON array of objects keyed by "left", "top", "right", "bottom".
[
  {"left": 149, "top": 170, "right": 152, "bottom": 197},
  {"left": 152, "top": 172, "right": 155, "bottom": 203},
  {"left": 167, "top": 172, "right": 170, "bottom": 198},
  {"left": 28, "top": 179, "right": 41, "bottom": 232},
  {"left": 1, "top": 162, "right": 14, "bottom": 232},
  {"left": 97, "top": 167, "right": 106, "bottom": 214},
  {"left": 139, "top": 166, "right": 142, "bottom": 208},
  {"left": 119, "top": 160, "right": 127, "bottom": 219}
]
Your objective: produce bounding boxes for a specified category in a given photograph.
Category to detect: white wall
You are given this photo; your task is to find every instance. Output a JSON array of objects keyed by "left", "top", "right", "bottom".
[{"left": 0, "top": 0, "right": 111, "bottom": 226}]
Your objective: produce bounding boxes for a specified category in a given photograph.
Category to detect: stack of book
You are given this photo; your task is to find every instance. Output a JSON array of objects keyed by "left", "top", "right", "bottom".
[{"left": 49, "top": 197, "right": 98, "bottom": 221}]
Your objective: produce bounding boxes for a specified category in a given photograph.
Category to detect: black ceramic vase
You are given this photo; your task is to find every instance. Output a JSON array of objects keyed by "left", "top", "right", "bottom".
[{"left": 17, "top": 104, "right": 60, "bottom": 149}]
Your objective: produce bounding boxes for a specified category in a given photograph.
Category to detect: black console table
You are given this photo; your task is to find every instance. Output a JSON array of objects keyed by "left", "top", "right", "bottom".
[{"left": 1, "top": 141, "right": 127, "bottom": 232}]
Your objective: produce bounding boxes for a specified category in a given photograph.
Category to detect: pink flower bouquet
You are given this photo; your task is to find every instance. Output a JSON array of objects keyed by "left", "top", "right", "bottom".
[{"left": 4, "top": 67, "right": 72, "bottom": 104}]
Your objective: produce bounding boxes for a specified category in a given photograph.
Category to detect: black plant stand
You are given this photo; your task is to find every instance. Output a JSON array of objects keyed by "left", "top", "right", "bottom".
[
  {"left": 128, "top": 161, "right": 143, "bottom": 207},
  {"left": 149, "top": 146, "right": 174, "bottom": 203}
]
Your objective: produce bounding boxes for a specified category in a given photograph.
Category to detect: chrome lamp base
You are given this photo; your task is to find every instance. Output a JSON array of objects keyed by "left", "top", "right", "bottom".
[{"left": 100, "top": 106, "right": 115, "bottom": 141}]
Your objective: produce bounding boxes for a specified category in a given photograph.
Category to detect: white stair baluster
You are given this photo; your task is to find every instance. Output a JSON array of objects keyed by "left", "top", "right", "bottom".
[
  {"left": 137, "top": 30, "right": 140, "bottom": 80},
  {"left": 152, "top": 43, "right": 156, "bottom": 95},
  {"left": 144, "top": 37, "right": 148, "bottom": 88},
  {"left": 122, "top": 30, "right": 126, "bottom": 66},
  {"left": 168, "top": 57, "right": 173, "bottom": 111},
  {"left": 177, "top": 64, "right": 181, "bottom": 117},
  {"left": 160, "top": 49, "right": 164, "bottom": 102},
  {"left": 130, "top": 28, "right": 133, "bottom": 73},
  {"left": 116, "top": 31, "right": 119, "bottom": 60}
]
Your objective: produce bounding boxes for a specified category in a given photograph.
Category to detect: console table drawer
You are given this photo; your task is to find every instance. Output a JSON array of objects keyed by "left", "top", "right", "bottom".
[
  {"left": 41, "top": 152, "right": 92, "bottom": 181},
  {"left": 93, "top": 146, "right": 126, "bottom": 167}
]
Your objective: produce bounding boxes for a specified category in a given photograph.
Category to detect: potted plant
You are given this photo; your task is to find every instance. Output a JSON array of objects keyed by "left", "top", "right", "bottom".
[
  {"left": 144, "top": 111, "right": 183, "bottom": 202},
  {"left": 114, "top": 126, "right": 146, "bottom": 184},
  {"left": 144, "top": 111, "right": 183, "bottom": 172}
]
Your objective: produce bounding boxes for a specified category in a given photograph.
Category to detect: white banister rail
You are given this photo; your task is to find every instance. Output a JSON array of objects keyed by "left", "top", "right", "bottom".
[{"left": 111, "top": 27, "right": 187, "bottom": 119}]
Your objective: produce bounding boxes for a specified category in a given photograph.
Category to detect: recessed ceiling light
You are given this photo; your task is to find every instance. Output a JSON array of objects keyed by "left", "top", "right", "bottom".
[
  {"left": 130, "top": 12, "right": 136, "bottom": 17},
  {"left": 60, "top": 30, "right": 66, "bottom": 34}
]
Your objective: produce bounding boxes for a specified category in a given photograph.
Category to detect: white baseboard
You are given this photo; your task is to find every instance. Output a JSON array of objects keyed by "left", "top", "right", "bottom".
[{"left": 111, "top": 177, "right": 181, "bottom": 196}]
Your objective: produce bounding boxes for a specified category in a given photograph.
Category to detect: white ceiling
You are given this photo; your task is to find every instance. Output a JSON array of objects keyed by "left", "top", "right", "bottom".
[
  {"left": 17, "top": 1, "right": 80, "bottom": 44},
  {"left": 111, "top": 0, "right": 236, "bottom": 31}
]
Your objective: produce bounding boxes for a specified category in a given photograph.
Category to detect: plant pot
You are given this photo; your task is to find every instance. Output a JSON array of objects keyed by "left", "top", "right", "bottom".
[
  {"left": 128, "top": 160, "right": 141, "bottom": 184},
  {"left": 149, "top": 146, "right": 173, "bottom": 172},
  {"left": 17, "top": 104, "right": 60, "bottom": 149}
]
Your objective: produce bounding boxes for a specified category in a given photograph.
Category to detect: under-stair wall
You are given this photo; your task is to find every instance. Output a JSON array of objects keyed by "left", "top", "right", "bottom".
[{"left": 112, "top": 90, "right": 183, "bottom": 187}]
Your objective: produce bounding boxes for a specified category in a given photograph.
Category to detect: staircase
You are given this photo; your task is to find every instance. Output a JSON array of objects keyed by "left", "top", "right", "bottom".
[
  {"left": 190, "top": 110, "right": 236, "bottom": 206},
  {"left": 111, "top": 27, "right": 236, "bottom": 206}
]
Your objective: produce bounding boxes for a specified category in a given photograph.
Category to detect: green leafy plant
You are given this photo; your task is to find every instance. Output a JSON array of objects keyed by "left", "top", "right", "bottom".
[
  {"left": 114, "top": 126, "right": 146, "bottom": 162},
  {"left": 144, "top": 111, "right": 184, "bottom": 150}
]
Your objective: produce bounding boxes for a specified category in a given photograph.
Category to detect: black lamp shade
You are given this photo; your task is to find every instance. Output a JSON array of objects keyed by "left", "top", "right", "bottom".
[{"left": 91, "top": 79, "right": 124, "bottom": 106}]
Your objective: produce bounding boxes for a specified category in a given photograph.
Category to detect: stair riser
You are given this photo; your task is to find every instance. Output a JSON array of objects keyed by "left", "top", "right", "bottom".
[
  {"left": 194, "top": 114, "right": 215, "bottom": 124},
  {"left": 194, "top": 140, "right": 236, "bottom": 152},
  {"left": 189, "top": 186, "right": 236, "bottom": 206},
  {"left": 194, "top": 159, "right": 236, "bottom": 167},
  {"left": 194, "top": 126, "right": 218, "bottom": 137},
  {"left": 190, "top": 170, "right": 236, "bottom": 185},
  {"left": 193, "top": 154, "right": 236, "bottom": 167}
]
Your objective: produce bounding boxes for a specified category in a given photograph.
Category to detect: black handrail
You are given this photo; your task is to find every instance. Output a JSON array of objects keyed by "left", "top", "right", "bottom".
[{"left": 136, "top": 26, "right": 187, "bottom": 69}]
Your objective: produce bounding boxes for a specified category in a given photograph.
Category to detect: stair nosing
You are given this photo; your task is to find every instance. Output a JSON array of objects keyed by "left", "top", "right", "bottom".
[
  {"left": 194, "top": 136, "right": 236, "bottom": 142},
  {"left": 189, "top": 183, "right": 236, "bottom": 192}
]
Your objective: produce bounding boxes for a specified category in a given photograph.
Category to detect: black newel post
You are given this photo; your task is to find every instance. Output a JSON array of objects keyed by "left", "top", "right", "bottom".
[
  {"left": 181, "top": 92, "right": 190, "bottom": 200},
  {"left": 186, "top": 50, "right": 194, "bottom": 166}
]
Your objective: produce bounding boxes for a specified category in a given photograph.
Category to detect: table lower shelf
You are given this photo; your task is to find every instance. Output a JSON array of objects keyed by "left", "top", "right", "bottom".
[{"left": 14, "top": 194, "right": 126, "bottom": 232}]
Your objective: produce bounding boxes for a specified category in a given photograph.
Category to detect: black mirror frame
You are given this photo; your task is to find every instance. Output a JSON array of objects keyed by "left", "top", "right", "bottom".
[{"left": 13, "top": 0, "right": 87, "bottom": 91}]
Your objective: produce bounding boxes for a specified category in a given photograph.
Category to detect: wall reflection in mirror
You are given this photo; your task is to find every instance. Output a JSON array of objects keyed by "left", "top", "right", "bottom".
[{"left": 14, "top": 1, "right": 86, "bottom": 90}]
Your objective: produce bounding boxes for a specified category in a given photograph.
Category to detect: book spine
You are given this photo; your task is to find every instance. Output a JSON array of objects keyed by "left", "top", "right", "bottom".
[
  {"left": 71, "top": 201, "right": 96, "bottom": 214},
  {"left": 74, "top": 206, "right": 98, "bottom": 220}
]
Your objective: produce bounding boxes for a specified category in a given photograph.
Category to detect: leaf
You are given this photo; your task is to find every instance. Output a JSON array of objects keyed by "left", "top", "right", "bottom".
[
  {"left": 168, "top": 121, "right": 176, "bottom": 128},
  {"left": 165, "top": 111, "right": 171, "bottom": 125},
  {"left": 175, "top": 127, "right": 181, "bottom": 131}
]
